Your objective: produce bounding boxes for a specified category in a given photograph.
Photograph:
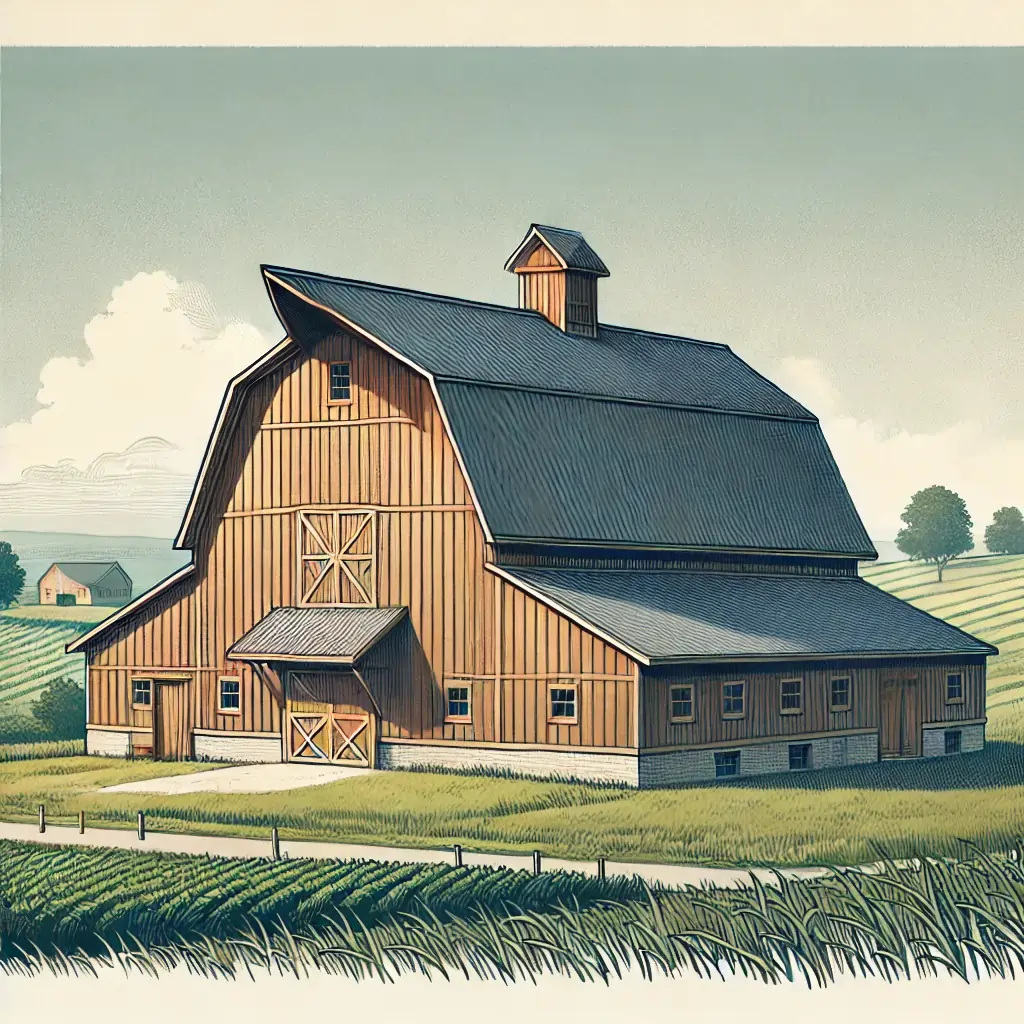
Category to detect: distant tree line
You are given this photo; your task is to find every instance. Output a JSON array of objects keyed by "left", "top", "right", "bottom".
[{"left": 895, "top": 487, "right": 1024, "bottom": 582}]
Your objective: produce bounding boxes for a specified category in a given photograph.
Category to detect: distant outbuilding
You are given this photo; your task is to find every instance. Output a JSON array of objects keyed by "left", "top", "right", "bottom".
[{"left": 37, "top": 562, "right": 132, "bottom": 607}]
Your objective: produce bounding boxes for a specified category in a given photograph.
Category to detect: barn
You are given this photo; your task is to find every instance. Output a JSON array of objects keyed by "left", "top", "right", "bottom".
[
  {"left": 68, "top": 225, "right": 996, "bottom": 784},
  {"left": 39, "top": 561, "right": 132, "bottom": 607}
]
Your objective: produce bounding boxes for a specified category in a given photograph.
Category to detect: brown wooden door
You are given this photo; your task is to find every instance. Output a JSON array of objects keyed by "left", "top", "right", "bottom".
[
  {"left": 880, "top": 678, "right": 921, "bottom": 757},
  {"left": 286, "top": 699, "right": 373, "bottom": 767},
  {"left": 154, "top": 681, "right": 189, "bottom": 761}
]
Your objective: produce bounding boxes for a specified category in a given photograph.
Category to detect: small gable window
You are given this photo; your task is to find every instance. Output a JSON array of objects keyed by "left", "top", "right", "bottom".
[
  {"left": 132, "top": 679, "right": 152, "bottom": 708},
  {"left": 946, "top": 673, "right": 963, "bottom": 703},
  {"left": 219, "top": 678, "right": 241, "bottom": 713},
  {"left": 669, "top": 684, "right": 694, "bottom": 723},
  {"left": 549, "top": 683, "right": 578, "bottom": 724},
  {"left": 329, "top": 361, "right": 352, "bottom": 403}
]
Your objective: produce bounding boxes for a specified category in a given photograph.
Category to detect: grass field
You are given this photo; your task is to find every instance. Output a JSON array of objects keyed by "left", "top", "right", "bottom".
[
  {"left": 0, "top": 839, "right": 1021, "bottom": 983},
  {"left": 862, "top": 552, "right": 1024, "bottom": 711},
  {"left": 0, "top": 613, "right": 90, "bottom": 709}
]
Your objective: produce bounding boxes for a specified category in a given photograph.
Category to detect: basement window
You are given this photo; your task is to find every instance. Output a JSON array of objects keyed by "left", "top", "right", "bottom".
[
  {"left": 789, "top": 743, "right": 812, "bottom": 771},
  {"left": 445, "top": 683, "right": 471, "bottom": 723},
  {"left": 780, "top": 678, "right": 803, "bottom": 714},
  {"left": 946, "top": 673, "right": 964, "bottom": 704},
  {"left": 328, "top": 361, "right": 352, "bottom": 403},
  {"left": 132, "top": 679, "right": 152, "bottom": 708},
  {"left": 945, "top": 730, "right": 962, "bottom": 755},
  {"left": 219, "top": 678, "right": 241, "bottom": 714},
  {"left": 722, "top": 681, "right": 746, "bottom": 718},
  {"left": 830, "top": 676, "right": 851, "bottom": 712},
  {"left": 714, "top": 751, "right": 740, "bottom": 778},
  {"left": 669, "top": 684, "right": 694, "bottom": 723}
]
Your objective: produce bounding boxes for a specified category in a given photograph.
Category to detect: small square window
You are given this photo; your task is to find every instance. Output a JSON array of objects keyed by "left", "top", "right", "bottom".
[
  {"left": 789, "top": 743, "right": 812, "bottom": 771},
  {"left": 714, "top": 751, "right": 740, "bottom": 778},
  {"left": 219, "top": 678, "right": 241, "bottom": 713},
  {"left": 945, "top": 730, "right": 962, "bottom": 755},
  {"left": 830, "top": 677, "right": 851, "bottom": 711},
  {"left": 549, "top": 685, "right": 577, "bottom": 723},
  {"left": 446, "top": 685, "right": 471, "bottom": 722},
  {"left": 946, "top": 673, "right": 963, "bottom": 703},
  {"left": 722, "top": 681, "right": 745, "bottom": 718},
  {"left": 329, "top": 361, "right": 352, "bottom": 403},
  {"left": 670, "top": 684, "right": 694, "bottom": 722},
  {"left": 132, "top": 679, "right": 152, "bottom": 707},
  {"left": 780, "top": 678, "right": 803, "bottom": 714}
]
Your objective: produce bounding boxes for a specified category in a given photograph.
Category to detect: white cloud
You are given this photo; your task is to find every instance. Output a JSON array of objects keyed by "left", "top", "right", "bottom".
[
  {"left": 775, "top": 357, "right": 1024, "bottom": 543},
  {"left": 0, "top": 273, "right": 270, "bottom": 535}
]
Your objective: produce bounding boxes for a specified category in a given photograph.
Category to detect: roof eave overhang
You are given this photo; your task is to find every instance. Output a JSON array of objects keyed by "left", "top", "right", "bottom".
[{"left": 645, "top": 648, "right": 996, "bottom": 667}]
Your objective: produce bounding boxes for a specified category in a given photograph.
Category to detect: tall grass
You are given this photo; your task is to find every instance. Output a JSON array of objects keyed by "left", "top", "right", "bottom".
[
  {"left": 0, "top": 842, "right": 1022, "bottom": 984},
  {"left": 0, "top": 739, "right": 85, "bottom": 762}
]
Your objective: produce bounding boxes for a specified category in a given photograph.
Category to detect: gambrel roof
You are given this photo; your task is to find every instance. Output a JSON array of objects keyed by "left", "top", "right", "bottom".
[{"left": 493, "top": 567, "right": 998, "bottom": 665}]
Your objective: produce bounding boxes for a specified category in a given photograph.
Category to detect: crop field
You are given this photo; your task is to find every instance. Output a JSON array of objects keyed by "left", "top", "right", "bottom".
[
  {"left": 0, "top": 839, "right": 1021, "bottom": 983},
  {"left": 0, "top": 613, "right": 87, "bottom": 709},
  {"left": 862, "top": 553, "right": 1024, "bottom": 711}
]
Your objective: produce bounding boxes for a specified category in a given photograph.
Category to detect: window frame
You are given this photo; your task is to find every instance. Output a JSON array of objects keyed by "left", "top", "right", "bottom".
[
  {"left": 444, "top": 682, "right": 472, "bottom": 724},
  {"left": 669, "top": 683, "right": 695, "bottom": 723},
  {"left": 944, "top": 729, "right": 962, "bottom": 755},
  {"left": 779, "top": 677, "right": 804, "bottom": 715},
  {"left": 327, "top": 360, "right": 353, "bottom": 405},
  {"left": 548, "top": 681, "right": 579, "bottom": 725},
  {"left": 829, "top": 675, "right": 852, "bottom": 712},
  {"left": 946, "top": 672, "right": 964, "bottom": 705},
  {"left": 788, "top": 743, "right": 812, "bottom": 771},
  {"left": 131, "top": 677, "right": 153, "bottom": 710},
  {"left": 218, "top": 676, "right": 242, "bottom": 715},
  {"left": 714, "top": 750, "right": 741, "bottom": 779},
  {"left": 721, "top": 680, "right": 746, "bottom": 720}
]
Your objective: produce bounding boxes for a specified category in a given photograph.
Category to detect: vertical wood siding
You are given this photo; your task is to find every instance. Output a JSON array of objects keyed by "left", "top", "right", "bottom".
[{"left": 85, "top": 329, "right": 637, "bottom": 751}]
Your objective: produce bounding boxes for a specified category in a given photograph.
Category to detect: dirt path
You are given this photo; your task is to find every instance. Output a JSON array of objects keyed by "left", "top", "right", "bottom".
[{"left": 0, "top": 819, "right": 830, "bottom": 889}]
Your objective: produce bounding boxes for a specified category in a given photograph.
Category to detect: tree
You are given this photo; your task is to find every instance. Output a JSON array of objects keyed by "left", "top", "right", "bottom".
[
  {"left": 984, "top": 506, "right": 1024, "bottom": 555},
  {"left": 895, "top": 485, "right": 974, "bottom": 582},
  {"left": 0, "top": 540, "right": 25, "bottom": 610},
  {"left": 31, "top": 678, "right": 86, "bottom": 740}
]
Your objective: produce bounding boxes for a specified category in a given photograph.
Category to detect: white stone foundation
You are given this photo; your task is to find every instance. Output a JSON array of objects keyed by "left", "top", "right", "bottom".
[
  {"left": 193, "top": 732, "right": 283, "bottom": 764},
  {"left": 638, "top": 732, "right": 880, "bottom": 787},
  {"left": 86, "top": 728, "right": 131, "bottom": 758},
  {"left": 377, "top": 741, "right": 640, "bottom": 786},
  {"left": 921, "top": 722, "right": 985, "bottom": 758}
]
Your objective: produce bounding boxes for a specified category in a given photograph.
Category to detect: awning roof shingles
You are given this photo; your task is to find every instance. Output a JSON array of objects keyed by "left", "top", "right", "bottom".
[
  {"left": 228, "top": 606, "right": 406, "bottom": 664},
  {"left": 499, "top": 568, "right": 997, "bottom": 664}
]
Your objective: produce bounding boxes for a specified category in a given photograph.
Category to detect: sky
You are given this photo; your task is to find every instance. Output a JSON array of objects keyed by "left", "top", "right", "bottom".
[{"left": 1, "top": 48, "right": 1022, "bottom": 543}]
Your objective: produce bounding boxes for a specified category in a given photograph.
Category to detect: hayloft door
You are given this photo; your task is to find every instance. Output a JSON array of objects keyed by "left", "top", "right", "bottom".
[{"left": 154, "top": 680, "right": 189, "bottom": 760}]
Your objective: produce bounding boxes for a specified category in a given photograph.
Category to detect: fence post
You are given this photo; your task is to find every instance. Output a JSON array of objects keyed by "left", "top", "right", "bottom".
[
  {"left": 271, "top": 827, "right": 280, "bottom": 861},
  {"left": 597, "top": 856, "right": 606, "bottom": 881},
  {"left": 78, "top": 810, "right": 85, "bottom": 835},
  {"left": 137, "top": 811, "right": 146, "bottom": 841},
  {"left": 532, "top": 850, "right": 542, "bottom": 875},
  {"left": 38, "top": 804, "right": 45, "bottom": 834},
  {"left": 454, "top": 843, "right": 463, "bottom": 867}
]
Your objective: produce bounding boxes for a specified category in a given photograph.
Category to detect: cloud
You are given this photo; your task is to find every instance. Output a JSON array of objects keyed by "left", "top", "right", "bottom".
[
  {"left": 774, "top": 357, "right": 1024, "bottom": 543},
  {"left": 0, "top": 272, "right": 269, "bottom": 486}
]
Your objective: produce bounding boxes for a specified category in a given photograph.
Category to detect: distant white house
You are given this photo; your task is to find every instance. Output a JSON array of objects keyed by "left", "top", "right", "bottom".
[{"left": 37, "top": 562, "right": 132, "bottom": 607}]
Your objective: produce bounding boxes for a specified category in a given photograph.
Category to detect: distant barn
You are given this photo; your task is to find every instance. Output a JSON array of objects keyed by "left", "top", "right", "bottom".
[{"left": 38, "top": 562, "right": 132, "bottom": 607}]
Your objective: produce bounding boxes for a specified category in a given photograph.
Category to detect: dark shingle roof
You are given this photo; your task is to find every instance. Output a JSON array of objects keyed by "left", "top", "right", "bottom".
[
  {"left": 228, "top": 606, "right": 406, "bottom": 662},
  {"left": 264, "top": 270, "right": 811, "bottom": 418},
  {"left": 500, "top": 568, "right": 997, "bottom": 663},
  {"left": 43, "top": 562, "right": 127, "bottom": 587},
  {"left": 505, "top": 224, "right": 610, "bottom": 276},
  {"left": 437, "top": 382, "right": 875, "bottom": 556}
]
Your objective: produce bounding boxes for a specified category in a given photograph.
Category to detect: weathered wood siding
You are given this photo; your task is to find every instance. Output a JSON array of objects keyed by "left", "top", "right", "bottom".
[
  {"left": 641, "top": 658, "right": 986, "bottom": 751},
  {"left": 86, "top": 328, "right": 637, "bottom": 751}
]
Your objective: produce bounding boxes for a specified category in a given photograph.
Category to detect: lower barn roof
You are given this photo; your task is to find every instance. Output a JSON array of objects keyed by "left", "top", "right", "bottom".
[
  {"left": 497, "top": 567, "right": 997, "bottom": 664},
  {"left": 227, "top": 606, "right": 407, "bottom": 664}
]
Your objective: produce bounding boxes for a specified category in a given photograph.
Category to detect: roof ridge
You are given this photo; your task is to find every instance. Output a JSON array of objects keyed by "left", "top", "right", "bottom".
[
  {"left": 434, "top": 376, "right": 819, "bottom": 424},
  {"left": 262, "top": 265, "right": 544, "bottom": 320}
]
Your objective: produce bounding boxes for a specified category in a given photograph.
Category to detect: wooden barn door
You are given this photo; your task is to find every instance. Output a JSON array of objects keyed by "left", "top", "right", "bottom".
[
  {"left": 154, "top": 680, "right": 190, "bottom": 761},
  {"left": 880, "top": 677, "right": 921, "bottom": 758},
  {"left": 284, "top": 672, "right": 376, "bottom": 768}
]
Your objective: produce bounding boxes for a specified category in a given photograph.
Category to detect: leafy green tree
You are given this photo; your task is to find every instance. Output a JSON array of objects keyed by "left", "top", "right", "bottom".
[
  {"left": 895, "top": 485, "right": 974, "bottom": 582},
  {"left": 984, "top": 506, "right": 1024, "bottom": 555},
  {"left": 31, "top": 678, "right": 86, "bottom": 740},
  {"left": 0, "top": 540, "right": 25, "bottom": 610}
]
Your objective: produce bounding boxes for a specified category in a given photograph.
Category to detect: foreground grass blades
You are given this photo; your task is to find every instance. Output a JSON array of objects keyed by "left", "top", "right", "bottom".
[{"left": 0, "top": 840, "right": 1022, "bottom": 984}]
